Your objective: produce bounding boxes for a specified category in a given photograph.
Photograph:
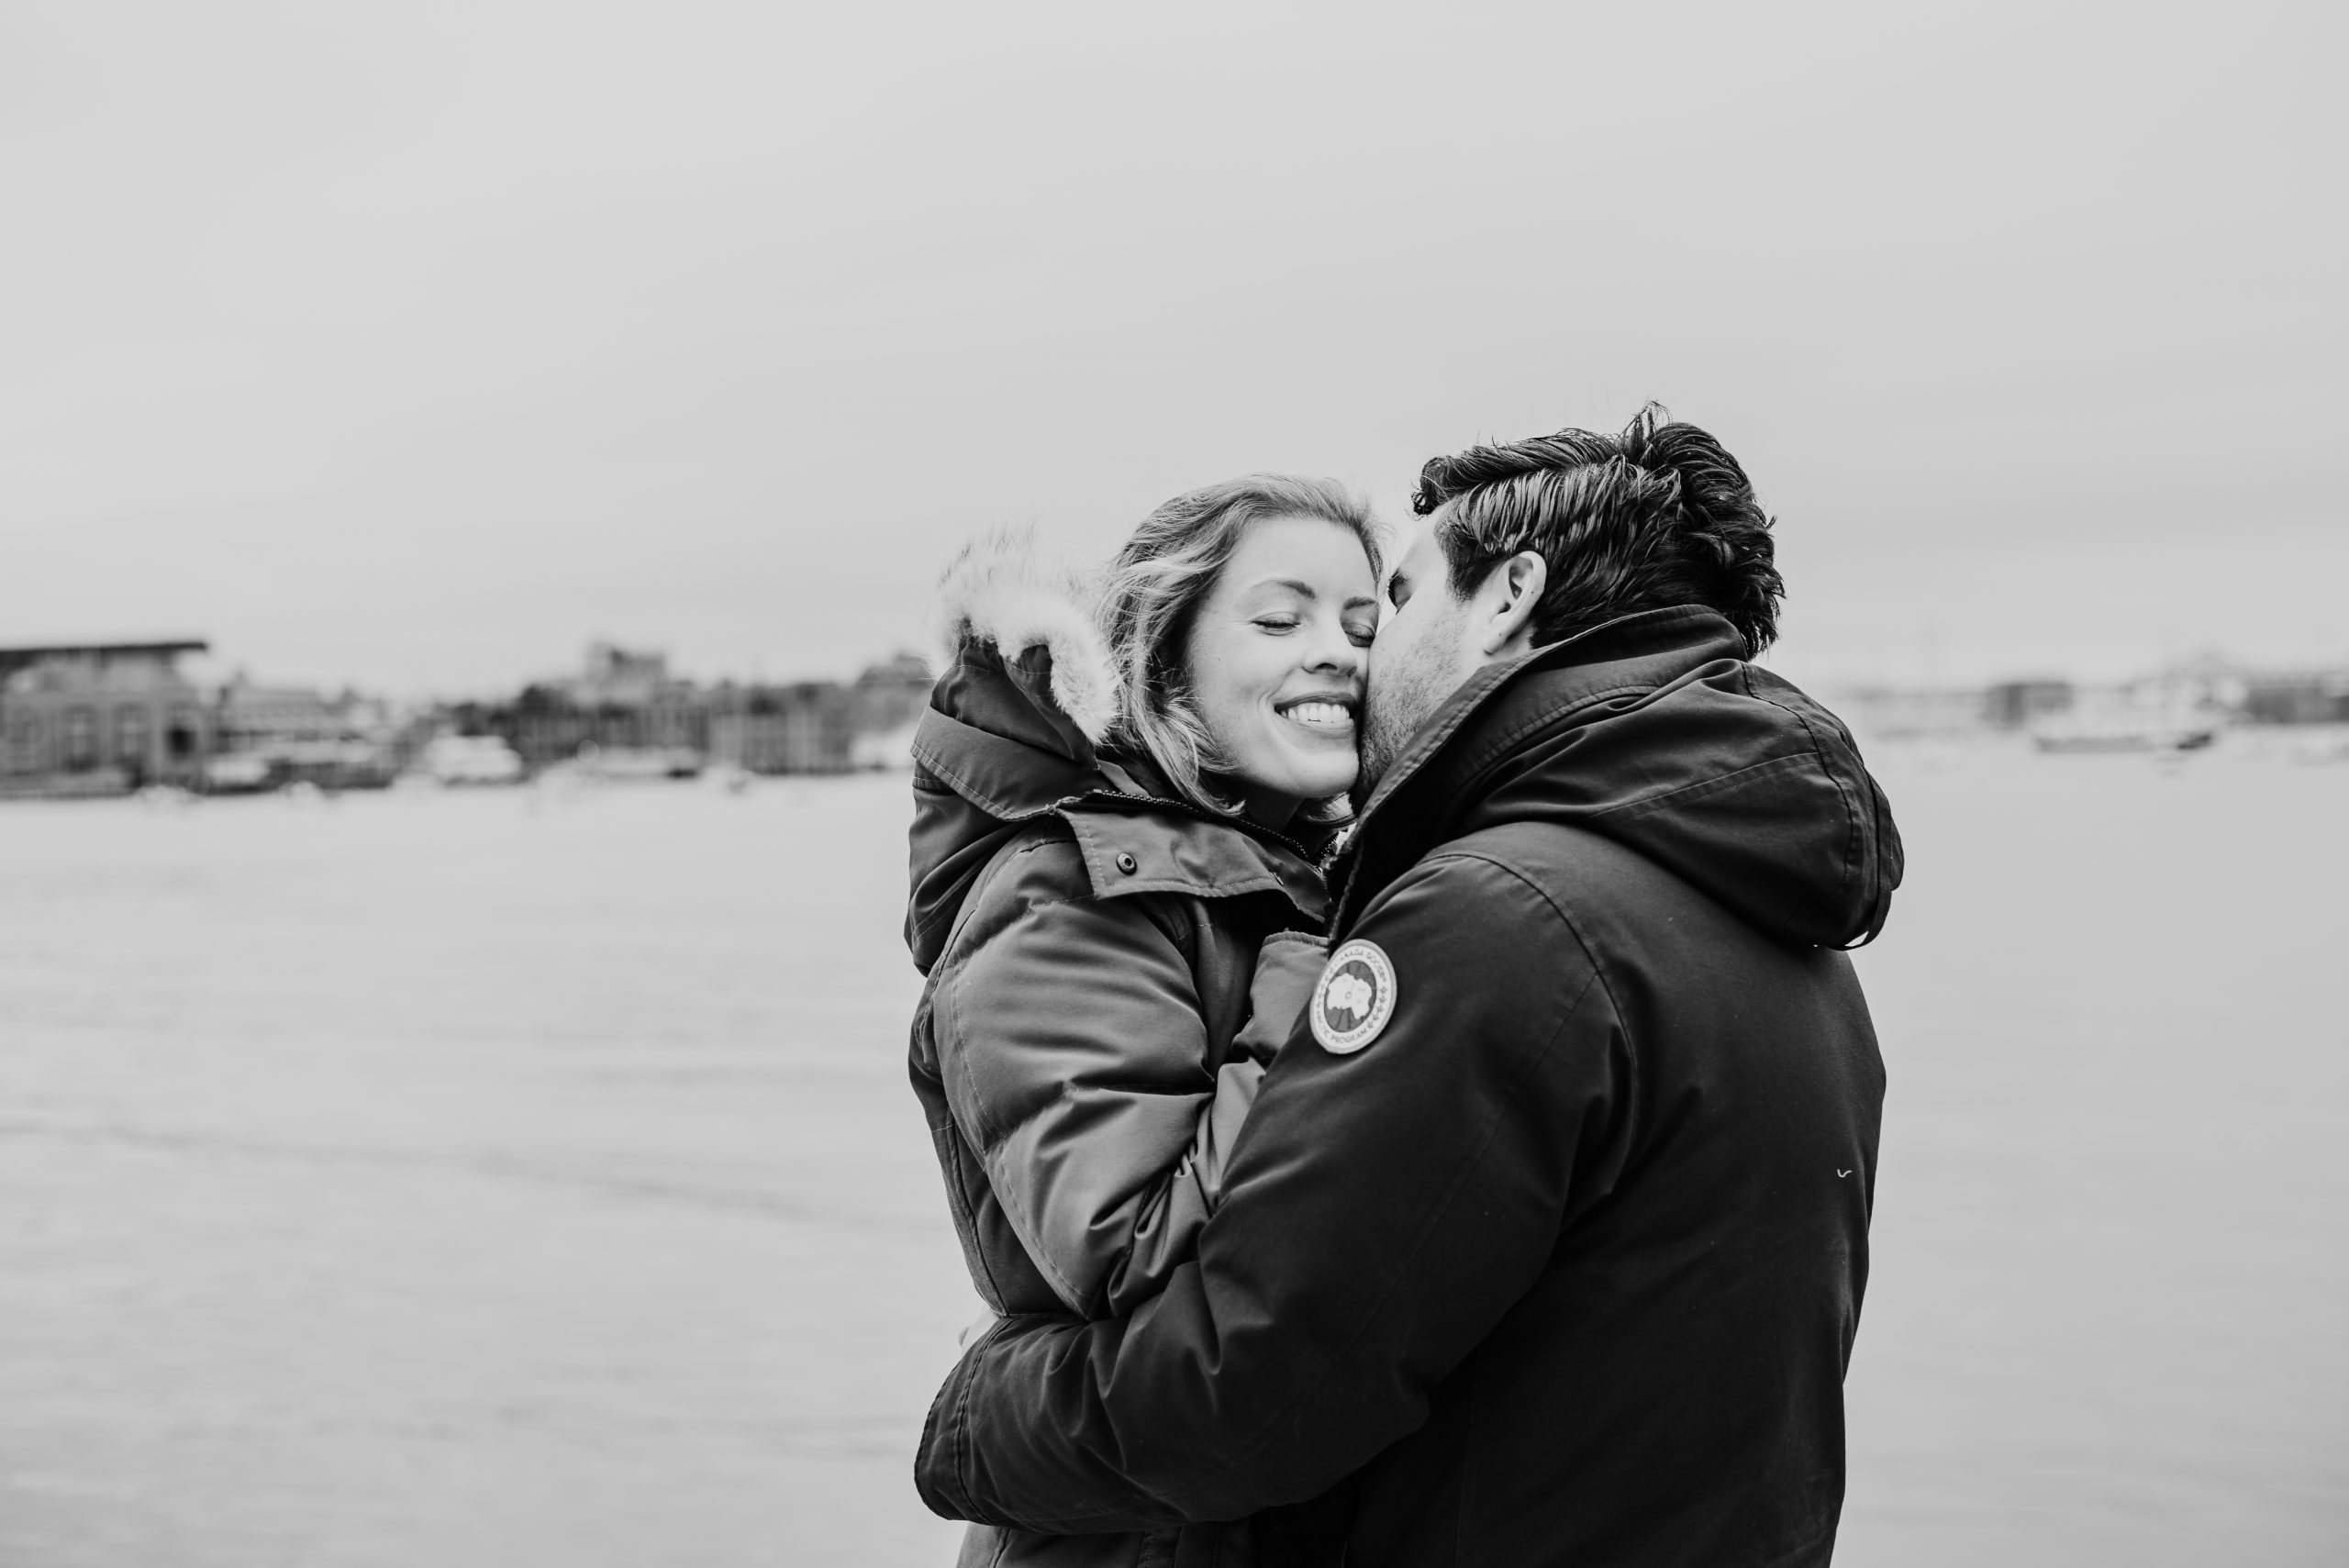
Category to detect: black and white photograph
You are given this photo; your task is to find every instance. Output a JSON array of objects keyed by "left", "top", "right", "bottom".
[{"left": 2, "top": 4, "right": 2343, "bottom": 1564}]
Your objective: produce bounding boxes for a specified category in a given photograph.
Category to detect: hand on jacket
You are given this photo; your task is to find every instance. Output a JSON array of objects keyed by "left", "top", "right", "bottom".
[{"left": 1229, "top": 930, "right": 1328, "bottom": 1065}]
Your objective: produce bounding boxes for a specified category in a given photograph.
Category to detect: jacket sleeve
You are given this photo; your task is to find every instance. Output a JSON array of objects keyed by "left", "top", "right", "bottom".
[
  {"left": 917, "top": 851, "right": 1621, "bottom": 1531},
  {"left": 1100, "top": 929, "right": 1327, "bottom": 1314},
  {"left": 941, "top": 857, "right": 1317, "bottom": 1319}
]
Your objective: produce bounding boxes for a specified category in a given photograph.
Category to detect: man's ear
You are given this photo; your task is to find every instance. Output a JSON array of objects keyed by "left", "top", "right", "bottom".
[{"left": 1479, "top": 550, "right": 1548, "bottom": 658}]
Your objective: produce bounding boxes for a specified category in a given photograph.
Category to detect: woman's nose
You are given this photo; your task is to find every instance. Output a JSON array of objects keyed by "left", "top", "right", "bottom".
[{"left": 1301, "top": 618, "right": 1364, "bottom": 677}]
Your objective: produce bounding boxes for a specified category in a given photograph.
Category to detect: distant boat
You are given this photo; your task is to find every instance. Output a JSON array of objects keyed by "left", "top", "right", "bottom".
[
  {"left": 416, "top": 734, "right": 525, "bottom": 786},
  {"left": 201, "top": 753, "right": 277, "bottom": 794},
  {"left": 2030, "top": 715, "right": 2220, "bottom": 754},
  {"left": 549, "top": 744, "right": 703, "bottom": 783}
]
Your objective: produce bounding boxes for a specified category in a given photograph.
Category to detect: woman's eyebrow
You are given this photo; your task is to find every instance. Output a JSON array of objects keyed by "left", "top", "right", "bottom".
[
  {"left": 1342, "top": 595, "right": 1379, "bottom": 614},
  {"left": 1246, "top": 576, "right": 1319, "bottom": 599}
]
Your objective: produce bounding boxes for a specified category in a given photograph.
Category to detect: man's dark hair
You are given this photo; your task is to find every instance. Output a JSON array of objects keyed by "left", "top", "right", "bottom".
[{"left": 1411, "top": 404, "right": 1784, "bottom": 657}]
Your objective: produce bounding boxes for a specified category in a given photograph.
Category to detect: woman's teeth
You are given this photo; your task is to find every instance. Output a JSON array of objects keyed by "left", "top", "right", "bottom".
[{"left": 1281, "top": 701, "right": 1354, "bottom": 733}]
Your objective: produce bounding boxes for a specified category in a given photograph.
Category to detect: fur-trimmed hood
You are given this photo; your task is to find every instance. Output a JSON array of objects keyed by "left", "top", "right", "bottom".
[
  {"left": 930, "top": 531, "right": 1117, "bottom": 747},
  {"left": 906, "top": 534, "right": 1128, "bottom": 973}
]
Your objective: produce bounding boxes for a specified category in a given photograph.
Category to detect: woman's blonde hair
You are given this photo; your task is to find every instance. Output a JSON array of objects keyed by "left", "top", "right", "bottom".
[{"left": 1097, "top": 475, "right": 1383, "bottom": 823}]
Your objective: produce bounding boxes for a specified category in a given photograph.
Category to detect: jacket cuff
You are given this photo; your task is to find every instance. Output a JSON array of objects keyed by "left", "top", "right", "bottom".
[{"left": 915, "top": 1322, "right": 990, "bottom": 1524}]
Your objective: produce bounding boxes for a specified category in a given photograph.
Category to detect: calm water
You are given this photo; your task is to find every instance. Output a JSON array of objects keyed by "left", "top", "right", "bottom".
[{"left": 0, "top": 749, "right": 2342, "bottom": 1565}]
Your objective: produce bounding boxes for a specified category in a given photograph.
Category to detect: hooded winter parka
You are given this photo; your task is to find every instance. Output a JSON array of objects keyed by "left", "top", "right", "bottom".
[
  {"left": 915, "top": 606, "right": 1905, "bottom": 1568},
  {"left": 907, "top": 548, "right": 1335, "bottom": 1568}
]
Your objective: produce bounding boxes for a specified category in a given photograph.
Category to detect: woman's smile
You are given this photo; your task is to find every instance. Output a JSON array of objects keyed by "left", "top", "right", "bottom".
[{"left": 1275, "top": 695, "right": 1358, "bottom": 738}]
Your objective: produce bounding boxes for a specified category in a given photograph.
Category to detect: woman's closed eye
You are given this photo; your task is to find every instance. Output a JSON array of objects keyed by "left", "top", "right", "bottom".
[{"left": 1252, "top": 614, "right": 1301, "bottom": 634}]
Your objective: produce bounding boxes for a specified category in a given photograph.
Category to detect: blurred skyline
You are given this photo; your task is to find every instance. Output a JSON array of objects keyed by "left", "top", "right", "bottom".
[{"left": 4, "top": 1, "right": 2343, "bottom": 697}]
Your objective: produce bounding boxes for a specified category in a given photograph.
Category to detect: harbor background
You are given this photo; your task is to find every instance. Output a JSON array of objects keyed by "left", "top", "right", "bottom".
[
  {"left": 4, "top": 2, "right": 2343, "bottom": 1562},
  {"left": 3, "top": 741, "right": 2343, "bottom": 1566},
  {"left": 6, "top": 632, "right": 2348, "bottom": 802}
]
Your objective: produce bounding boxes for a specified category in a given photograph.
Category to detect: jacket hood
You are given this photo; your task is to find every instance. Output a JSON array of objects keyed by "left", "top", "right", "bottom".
[
  {"left": 1335, "top": 606, "right": 1902, "bottom": 949},
  {"left": 906, "top": 535, "right": 1328, "bottom": 973}
]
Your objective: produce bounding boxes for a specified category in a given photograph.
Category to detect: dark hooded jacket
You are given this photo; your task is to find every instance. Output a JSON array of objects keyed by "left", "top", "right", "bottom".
[
  {"left": 915, "top": 606, "right": 1904, "bottom": 1568},
  {"left": 907, "top": 550, "right": 1337, "bottom": 1568}
]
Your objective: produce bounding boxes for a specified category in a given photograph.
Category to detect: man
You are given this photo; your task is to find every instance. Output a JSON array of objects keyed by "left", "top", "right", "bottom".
[{"left": 916, "top": 406, "right": 1903, "bottom": 1565}]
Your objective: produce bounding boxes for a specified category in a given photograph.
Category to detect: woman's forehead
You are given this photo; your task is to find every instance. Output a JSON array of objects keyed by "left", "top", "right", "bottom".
[{"left": 1221, "top": 514, "right": 1376, "bottom": 590}]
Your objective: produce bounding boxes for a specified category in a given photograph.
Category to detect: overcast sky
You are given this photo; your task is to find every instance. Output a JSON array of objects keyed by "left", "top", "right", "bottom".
[{"left": 4, "top": 1, "right": 2341, "bottom": 695}]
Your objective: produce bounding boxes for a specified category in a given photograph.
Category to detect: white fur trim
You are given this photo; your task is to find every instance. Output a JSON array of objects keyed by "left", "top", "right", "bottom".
[{"left": 932, "top": 529, "right": 1118, "bottom": 745}]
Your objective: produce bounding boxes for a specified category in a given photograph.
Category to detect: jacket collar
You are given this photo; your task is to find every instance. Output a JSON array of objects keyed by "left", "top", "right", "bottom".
[
  {"left": 909, "top": 708, "right": 1328, "bottom": 922},
  {"left": 1331, "top": 605, "right": 1742, "bottom": 930},
  {"left": 910, "top": 704, "right": 1101, "bottom": 821},
  {"left": 1060, "top": 789, "right": 1328, "bottom": 923}
]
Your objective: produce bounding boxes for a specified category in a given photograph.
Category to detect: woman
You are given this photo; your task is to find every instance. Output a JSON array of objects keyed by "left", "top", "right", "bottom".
[{"left": 905, "top": 476, "right": 1382, "bottom": 1567}]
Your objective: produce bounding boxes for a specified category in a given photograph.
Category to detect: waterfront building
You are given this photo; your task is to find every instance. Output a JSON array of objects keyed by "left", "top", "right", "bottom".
[
  {"left": 1831, "top": 684, "right": 1998, "bottom": 740},
  {"left": 848, "top": 651, "right": 932, "bottom": 734},
  {"left": 2240, "top": 668, "right": 2349, "bottom": 725},
  {"left": 706, "top": 653, "right": 930, "bottom": 775},
  {"left": 499, "top": 643, "right": 709, "bottom": 768},
  {"left": 217, "top": 680, "right": 351, "bottom": 750},
  {"left": 1983, "top": 678, "right": 2076, "bottom": 729},
  {"left": 0, "top": 640, "right": 214, "bottom": 795},
  {"left": 214, "top": 677, "right": 401, "bottom": 789},
  {"left": 707, "top": 684, "right": 854, "bottom": 773}
]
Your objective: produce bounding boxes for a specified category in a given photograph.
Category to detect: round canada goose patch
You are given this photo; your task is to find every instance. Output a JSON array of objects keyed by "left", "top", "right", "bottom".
[{"left": 1311, "top": 940, "right": 1397, "bottom": 1054}]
